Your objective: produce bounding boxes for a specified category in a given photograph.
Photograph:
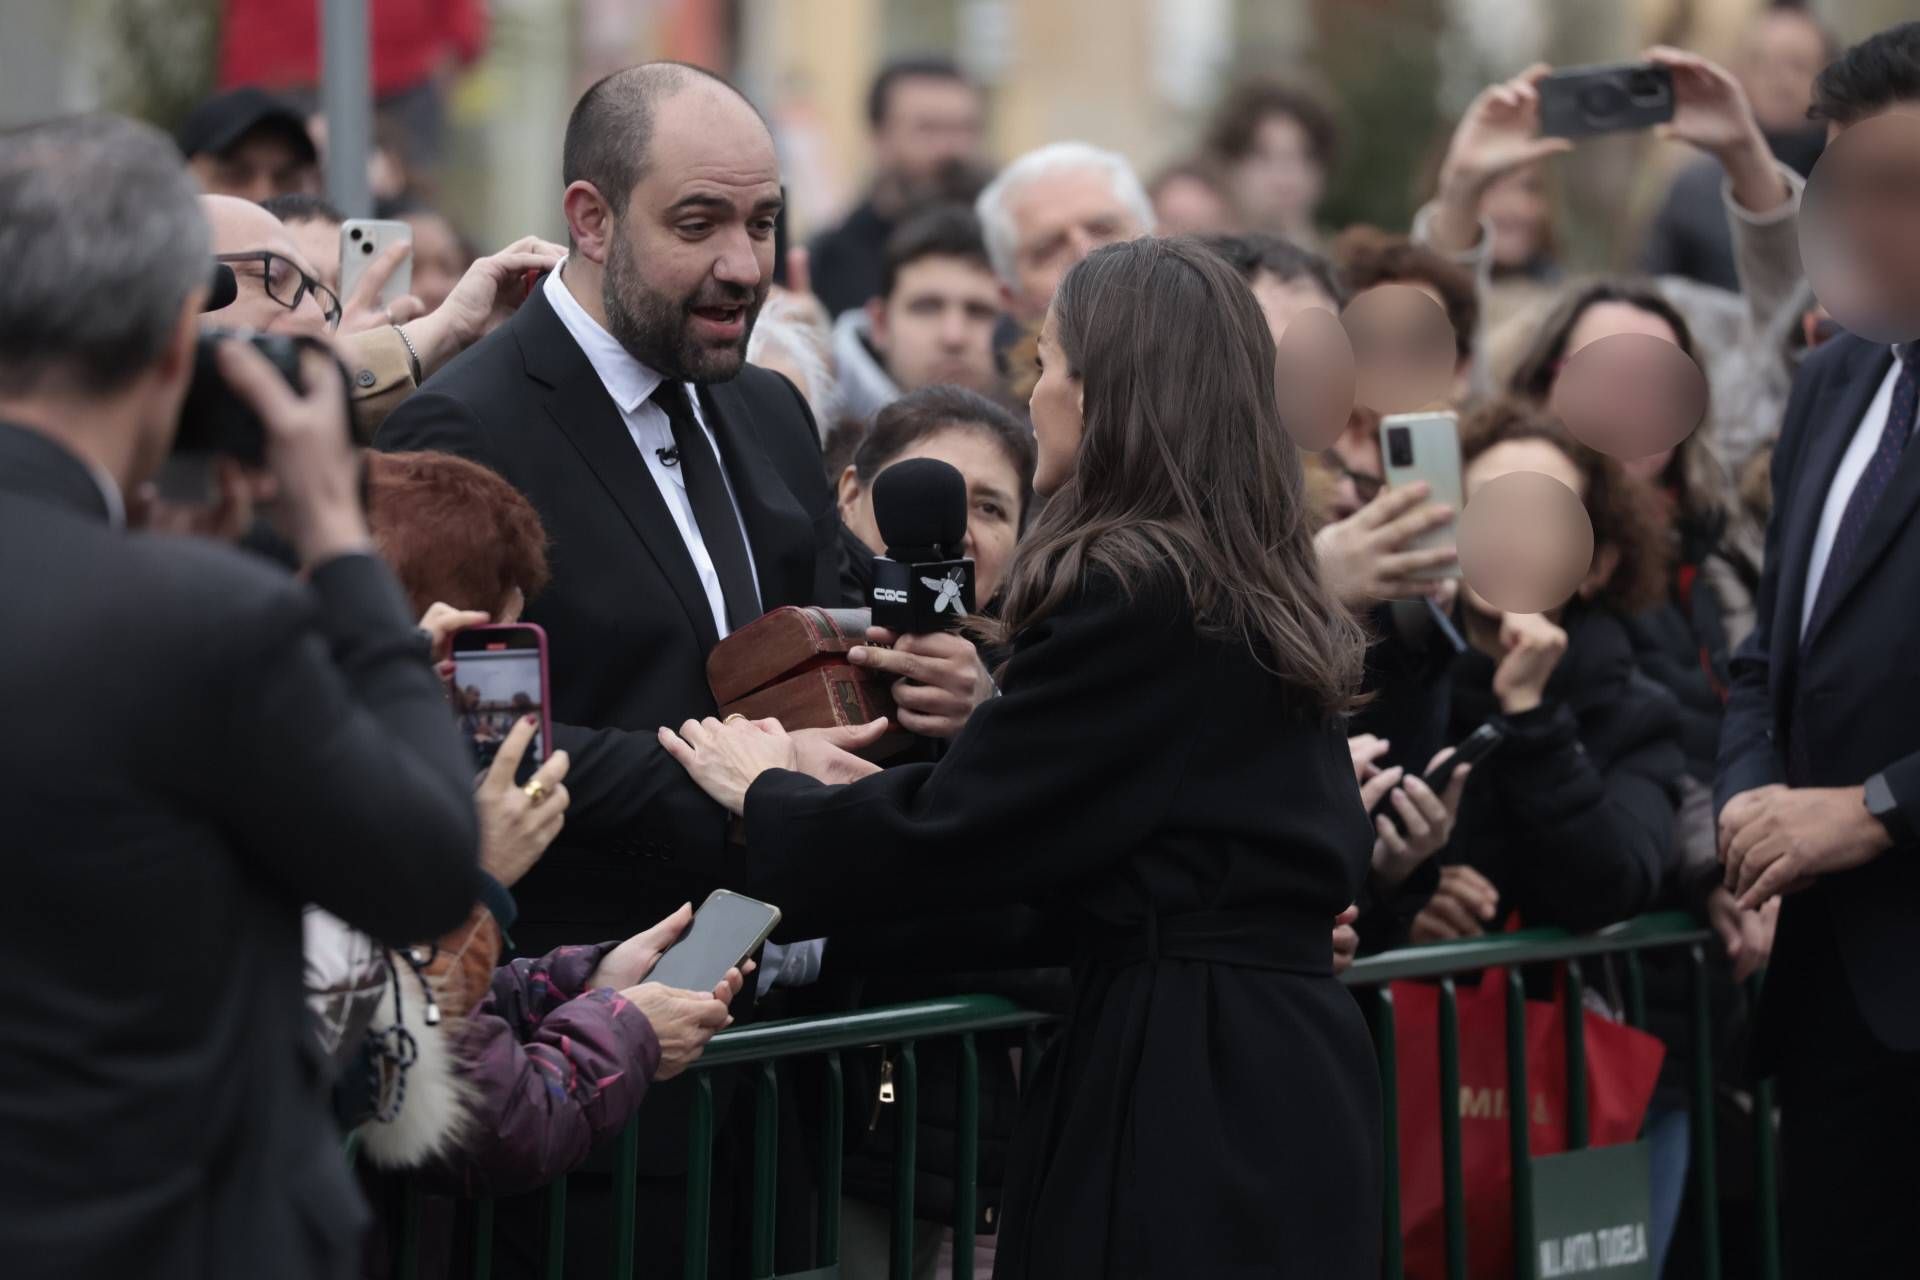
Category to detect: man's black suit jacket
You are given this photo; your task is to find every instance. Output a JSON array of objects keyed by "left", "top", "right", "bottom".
[
  {"left": 1716, "top": 334, "right": 1920, "bottom": 1060},
  {"left": 376, "top": 280, "right": 842, "bottom": 951},
  {"left": 0, "top": 423, "right": 479, "bottom": 1279}
]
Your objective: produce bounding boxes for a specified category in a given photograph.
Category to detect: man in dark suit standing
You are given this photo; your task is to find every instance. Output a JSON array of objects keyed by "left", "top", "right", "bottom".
[
  {"left": 0, "top": 115, "right": 479, "bottom": 1279},
  {"left": 1715, "top": 23, "right": 1920, "bottom": 1276}
]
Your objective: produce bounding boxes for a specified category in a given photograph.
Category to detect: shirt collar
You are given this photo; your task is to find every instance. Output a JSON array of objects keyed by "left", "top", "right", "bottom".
[
  {"left": 85, "top": 456, "right": 126, "bottom": 529},
  {"left": 542, "top": 259, "right": 665, "bottom": 413}
]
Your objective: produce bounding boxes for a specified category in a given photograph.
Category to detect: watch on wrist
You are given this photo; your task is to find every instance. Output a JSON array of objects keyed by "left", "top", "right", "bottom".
[{"left": 1864, "top": 772, "right": 1910, "bottom": 844}]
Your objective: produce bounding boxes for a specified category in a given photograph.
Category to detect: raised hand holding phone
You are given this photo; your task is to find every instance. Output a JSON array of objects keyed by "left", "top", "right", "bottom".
[{"left": 474, "top": 715, "right": 570, "bottom": 889}]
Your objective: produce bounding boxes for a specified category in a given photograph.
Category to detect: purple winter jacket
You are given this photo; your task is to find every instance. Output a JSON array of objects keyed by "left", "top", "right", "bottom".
[{"left": 433, "top": 942, "right": 662, "bottom": 1197}]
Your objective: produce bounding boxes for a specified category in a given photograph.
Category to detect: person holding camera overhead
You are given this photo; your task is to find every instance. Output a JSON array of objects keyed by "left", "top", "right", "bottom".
[
  {"left": 0, "top": 115, "right": 480, "bottom": 1280},
  {"left": 662, "top": 237, "right": 1382, "bottom": 1279}
]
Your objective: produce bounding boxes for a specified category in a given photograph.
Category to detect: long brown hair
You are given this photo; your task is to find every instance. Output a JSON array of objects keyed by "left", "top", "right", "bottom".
[{"left": 995, "top": 236, "right": 1365, "bottom": 715}]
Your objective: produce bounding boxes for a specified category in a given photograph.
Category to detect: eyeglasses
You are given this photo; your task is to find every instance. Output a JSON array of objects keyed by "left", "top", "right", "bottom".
[
  {"left": 215, "top": 250, "right": 341, "bottom": 327},
  {"left": 1321, "top": 450, "right": 1384, "bottom": 503}
]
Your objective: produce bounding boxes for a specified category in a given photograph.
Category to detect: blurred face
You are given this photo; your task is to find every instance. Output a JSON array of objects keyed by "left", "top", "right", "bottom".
[
  {"left": 838, "top": 427, "right": 1025, "bottom": 601},
  {"left": 874, "top": 76, "right": 985, "bottom": 189},
  {"left": 200, "top": 194, "right": 334, "bottom": 339},
  {"left": 1737, "top": 11, "right": 1828, "bottom": 134},
  {"left": 587, "top": 86, "right": 782, "bottom": 383},
  {"left": 1028, "top": 307, "right": 1084, "bottom": 495},
  {"left": 1805, "top": 110, "right": 1920, "bottom": 343},
  {"left": 283, "top": 217, "right": 342, "bottom": 295},
  {"left": 871, "top": 255, "right": 1002, "bottom": 395},
  {"left": 1228, "top": 113, "right": 1324, "bottom": 233},
  {"left": 1153, "top": 174, "right": 1236, "bottom": 237},
  {"left": 1002, "top": 166, "right": 1148, "bottom": 324},
  {"left": 1460, "top": 438, "right": 1586, "bottom": 619},
  {"left": 187, "top": 128, "right": 316, "bottom": 204},
  {"left": 1556, "top": 303, "right": 1686, "bottom": 483},
  {"left": 1479, "top": 164, "right": 1551, "bottom": 270},
  {"left": 1250, "top": 269, "right": 1336, "bottom": 342},
  {"left": 404, "top": 210, "right": 468, "bottom": 313}
]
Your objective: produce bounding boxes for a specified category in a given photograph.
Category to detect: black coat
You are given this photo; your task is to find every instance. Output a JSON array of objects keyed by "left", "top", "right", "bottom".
[
  {"left": 375, "top": 280, "right": 844, "bottom": 952},
  {"left": 1718, "top": 334, "right": 1920, "bottom": 1060},
  {"left": 0, "top": 423, "right": 478, "bottom": 1280},
  {"left": 809, "top": 198, "right": 894, "bottom": 318},
  {"left": 738, "top": 569, "right": 1381, "bottom": 1279},
  {"left": 1441, "top": 604, "right": 1683, "bottom": 933}
]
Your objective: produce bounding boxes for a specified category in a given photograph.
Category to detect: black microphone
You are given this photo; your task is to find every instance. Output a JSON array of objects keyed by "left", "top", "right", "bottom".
[
  {"left": 656, "top": 444, "right": 680, "bottom": 467},
  {"left": 202, "top": 262, "right": 237, "bottom": 312},
  {"left": 870, "top": 457, "right": 975, "bottom": 633}
]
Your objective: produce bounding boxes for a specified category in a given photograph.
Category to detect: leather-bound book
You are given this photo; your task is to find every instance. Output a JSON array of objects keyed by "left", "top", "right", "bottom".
[{"left": 708, "top": 607, "right": 909, "bottom": 758}]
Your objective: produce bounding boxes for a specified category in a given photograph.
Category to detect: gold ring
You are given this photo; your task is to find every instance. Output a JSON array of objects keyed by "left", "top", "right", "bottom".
[
  {"left": 523, "top": 778, "right": 549, "bottom": 806},
  {"left": 724, "top": 714, "right": 748, "bottom": 725}
]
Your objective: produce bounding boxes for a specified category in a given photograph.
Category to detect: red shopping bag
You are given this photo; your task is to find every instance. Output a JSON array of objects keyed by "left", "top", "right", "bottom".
[{"left": 1391, "top": 968, "right": 1665, "bottom": 1280}]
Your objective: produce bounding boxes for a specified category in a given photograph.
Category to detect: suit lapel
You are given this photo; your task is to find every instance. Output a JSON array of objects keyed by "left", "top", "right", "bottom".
[
  {"left": 699, "top": 379, "right": 814, "bottom": 611},
  {"left": 516, "top": 287, "right": 721, "bottom": 653},
  {"left": 1804, "top": 346, "right": 1906, "bottom": 650}
]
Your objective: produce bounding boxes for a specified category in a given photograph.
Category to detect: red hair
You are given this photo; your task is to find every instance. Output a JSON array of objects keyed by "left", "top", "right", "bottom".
[{"left": 366, "top": 451, "right": 551, "bottom": 617}]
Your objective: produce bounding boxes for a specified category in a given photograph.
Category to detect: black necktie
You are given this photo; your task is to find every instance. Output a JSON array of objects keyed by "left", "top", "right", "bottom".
[{"left": 650, "top": 381, "right": 759, "bottom": 631}]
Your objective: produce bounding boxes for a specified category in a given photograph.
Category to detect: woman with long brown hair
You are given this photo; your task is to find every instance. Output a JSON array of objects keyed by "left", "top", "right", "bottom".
[{"left": 659, "top": 237, "right": 1380, "bottom": 1277}]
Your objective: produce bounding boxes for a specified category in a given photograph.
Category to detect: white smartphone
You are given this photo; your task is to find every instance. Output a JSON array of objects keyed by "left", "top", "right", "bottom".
[
  {"left": 1378, "top": 410, "right": 1463, "bottom": 581},
  {"left": 338, "top": 218, "right": 413, "bottom": 308},
  {"left": 644, "top": 890, "right": 782, "bottom": 992}
]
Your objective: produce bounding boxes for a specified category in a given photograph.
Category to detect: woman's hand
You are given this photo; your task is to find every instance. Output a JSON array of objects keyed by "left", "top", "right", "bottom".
[
  {"left": 1704, "top": 886, "right": 1778, "bottom": 982},
  {"left": 1429, "top": 64, "right": 1575, "bottom": 252},
  {"left": 1643, "top": 45, "right": 1788, "bottom": 215},
  {"left": 788, "top": 719, "right": 890, "bottom": 784},
  {"left": 475, "top": 716, "right": 570, "bottom": 888},
  {"left": 1348, "top": 734, "right": 1391, "bottom": 784},
  {"left": 1410, "top": 864, "right": 1502, "bottom": 943},
  {"left": 621, "top": 971, "right": 744, "bottom": 1081},
  {"left": 1331, "top": 904, "right": 1361, "bottom": 976},
  {"left": 589, "top": 903, "right": 695, "bottom": 990},
  {"left": 849, "top": 627, "right": 997, "bottom": 739},
  {"left": 1492, "top": 612, "right": 1567, "bottom": 715},
  {"left": 658, "top": 716, "right": 800, "bottom": 815},
  {"left": 417, "top": 602, "right": 492, "bottom": 669},
  {"left": 1370, "top": 748, "right": 1473, "bottom": 887},
  {"left": 1314, "top": 482, "right": 1457, "bottom": 607}
]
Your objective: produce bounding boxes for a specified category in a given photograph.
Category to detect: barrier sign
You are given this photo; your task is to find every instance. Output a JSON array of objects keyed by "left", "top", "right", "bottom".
[{"left": 1531, "top": 1140, "right": 1654, "bottom": 1278}]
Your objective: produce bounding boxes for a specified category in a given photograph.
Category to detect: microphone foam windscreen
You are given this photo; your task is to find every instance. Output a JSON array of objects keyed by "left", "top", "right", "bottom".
[
  {"left": 873, "top": 456, "right": 968, "bottom": 560},
  {"left": 202, "top": 262, "right": 238, "bottom": 312}
]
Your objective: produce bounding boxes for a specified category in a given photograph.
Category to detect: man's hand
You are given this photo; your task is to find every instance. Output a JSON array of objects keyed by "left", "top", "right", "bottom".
[
  {"left": 474, "top": 716, "right": 571, "bottom": 888},
  {"left": 338, "top": 240, "right": 427, "bottom": 335},
  {"left": 1704, "top": 886, "right": 1777, "bottom": 982},
  {"left": 400, "top": 235, "right": 566, "bottom": 375},
  {"left": 1492, "top": 612, "right": 1567, "bottom": 715},
  {"left": 849, "top": 628, "right": 996, "bottom": 739},
  {"left": 1369, "top": 748, "right": 1473, "bottom": 888},
  {"left": 1429, "top": 64, "right": 1575, "bottom": 253},
  {"left": 787, "top": 718, "right": 889, "bottom": 785},
  {"left": 1331, "top": 904, "right": 1360, "bottom": 977},
  {"left": 1410, "top": 864, "right": 1501, "bottom": 943},
  {"left": 1719, "top": 784, "right": 1893, "bottom": 910},
  {"left": 1644, "top": 45, "right": 1790, "bottom": 215},
  {"left": 1314, "top": 481, "right": 1457, "bottom": 607},
  {"left": 216, "top": 339, "right": 370, "bottom": 565}
]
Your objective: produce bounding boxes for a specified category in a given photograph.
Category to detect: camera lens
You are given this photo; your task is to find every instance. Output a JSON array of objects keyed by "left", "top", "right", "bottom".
[
  {"left": 1578, "top": 82, "right": 1629, "bottom": 120},
  {"left": 349, "top": 227, "right": 363, "bottom": 241},
  {"left": 1387, "top": 427, "right": 1413, "bottom": 468},
  {"left": 1627, "top": 69, "right": 1663, "bottom": 101},
  {"left": 361, "top": 240, "right": 374, "bottom": 254}
]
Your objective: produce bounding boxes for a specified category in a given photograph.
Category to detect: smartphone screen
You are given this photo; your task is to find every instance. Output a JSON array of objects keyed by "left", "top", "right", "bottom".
[
  {"left": 449, "top": 625, "right": 549, "bottom": 771},
  {"left": 646, "top": 891, "right": 783, "bottom": 993}
]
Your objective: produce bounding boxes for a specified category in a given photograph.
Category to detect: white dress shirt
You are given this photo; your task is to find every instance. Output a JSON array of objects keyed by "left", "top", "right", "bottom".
[
  {"left": 543, "top": 264, "right": 761, "bottom": 638},
  {"left": 1801, "top": 349, "right": 1908, "bottom": 639}
]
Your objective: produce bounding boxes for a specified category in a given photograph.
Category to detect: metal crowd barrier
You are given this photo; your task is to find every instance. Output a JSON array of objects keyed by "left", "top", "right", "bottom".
[{"left": 372, "top": 910, "right": 1778, "bottom": 1279}]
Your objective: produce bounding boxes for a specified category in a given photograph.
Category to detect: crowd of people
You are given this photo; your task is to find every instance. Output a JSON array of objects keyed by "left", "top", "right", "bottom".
[{"left": 2, "top": 5, "right": 1917, "bottom": 1279}]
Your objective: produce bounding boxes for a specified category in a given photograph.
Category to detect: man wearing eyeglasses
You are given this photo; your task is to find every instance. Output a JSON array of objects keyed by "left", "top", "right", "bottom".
[{"left": 200, "top": 194, "right": 562, "bottom": 437}]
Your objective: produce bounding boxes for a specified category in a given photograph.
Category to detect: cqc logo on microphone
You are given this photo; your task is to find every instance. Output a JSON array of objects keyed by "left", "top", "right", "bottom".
[
  {"left": 874, "top": 587, "right": 909, "bottom": 603},
  {"left": 922, "top": 569, "right": 968, "bottom": 617}
]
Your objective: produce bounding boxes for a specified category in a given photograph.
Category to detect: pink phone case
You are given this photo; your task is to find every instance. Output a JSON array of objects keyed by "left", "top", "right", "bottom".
[{"left": 451, "top": 622, "right": 552, "bottom": 765}]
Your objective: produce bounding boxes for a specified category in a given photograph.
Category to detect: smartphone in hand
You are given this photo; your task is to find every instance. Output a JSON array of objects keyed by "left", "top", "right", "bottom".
[
  {"left": 339, "top": 218, "right": 414, "bottom": 308},
  {"left": 450, "top": 623, "right": 551, "bottom": 775},
  {"left": 1369, "top": 721, "right": 1506, "bottom": 828},
  {"left": 1538, "top": 62, "right": 1675, "bottom": 138},
  {"left": 646, "top": 890, "right": 783, "bottom": 992},
  {"left": 1379, "top": 410, "right": 1464, "bottom": 582}
]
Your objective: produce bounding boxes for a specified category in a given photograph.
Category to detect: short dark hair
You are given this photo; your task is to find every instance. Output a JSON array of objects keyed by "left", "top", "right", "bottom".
[
  {"left": 1505, "top": 279, "right": 1696, "bottom": 403},
  {"left": 1332, "top": 225, "right": 1479, "bottom": 363},
  {"left": 852, "top": 385, "right": 1036, "bottom": 524},
  {"left": 867, "top": 56, "right": 973, "bottom": 129},
  {"left": 1204, "top": 78, "right": 1340, "bottom": 171},
  {"left": 879, "top": 204, "right": 993, "bottom": 299},
  {"left": 259, "top": 192, "right": 345, "bottom": 227},
  {"left": 562, "top": 62, "right": 757, "bottom": 216},
  {"left": 1200, "top": 233, "right": 1348, "bottom": 308},
  {"left": 1809, "top": 21, "right": 1920, "bottom": 125}
]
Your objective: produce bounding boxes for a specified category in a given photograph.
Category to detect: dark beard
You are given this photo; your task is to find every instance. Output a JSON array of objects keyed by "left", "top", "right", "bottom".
[{"left": 602, "top": 231, "right": 762, "bottom": 384}]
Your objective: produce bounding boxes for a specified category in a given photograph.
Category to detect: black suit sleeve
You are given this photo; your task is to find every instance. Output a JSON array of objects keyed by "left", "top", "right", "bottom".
[
  {"left": 738, "top": 574, "right": 1201, "bottom": 935},
  {"left": 208, "top": 554, "right": 479, "bottom": 942},
  {"left": 548, "top": 720, "right": 730, "bottom": 859},
  {"left": 373, "top": 387, "right": 494, "bottom": 465}
]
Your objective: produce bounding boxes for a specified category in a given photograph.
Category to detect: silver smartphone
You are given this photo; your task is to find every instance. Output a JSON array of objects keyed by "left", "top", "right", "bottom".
[
  {"left": 644, "top": 889, "right": 782, "bottom": 992},
  {"left": 338, "top": 218, "right": 413, "bottom": 308},
  {"left": 1379, "top": 410, "right": 1463, "bottom": 581}
]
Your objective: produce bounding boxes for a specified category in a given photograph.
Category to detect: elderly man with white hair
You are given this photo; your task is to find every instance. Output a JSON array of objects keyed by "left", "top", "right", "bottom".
[{"left": 974, "top": 140, "right": 1156, "bottom": 326}]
